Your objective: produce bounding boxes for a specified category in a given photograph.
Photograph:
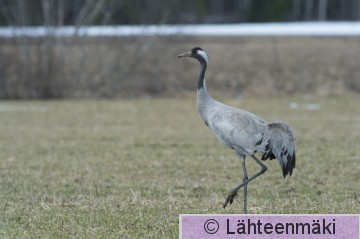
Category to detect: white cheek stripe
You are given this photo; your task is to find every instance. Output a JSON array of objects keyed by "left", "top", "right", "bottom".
[{"left": 197, "top": 50, "right": 209, "bottom": 63}]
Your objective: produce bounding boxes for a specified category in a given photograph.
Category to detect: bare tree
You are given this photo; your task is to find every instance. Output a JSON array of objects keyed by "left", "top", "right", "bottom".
[
  {"left": 0, "top": 0, "right": 113, "bottom": 98},
  {"left": 0, "top": 0, "right": 170, "bottom": 98}
]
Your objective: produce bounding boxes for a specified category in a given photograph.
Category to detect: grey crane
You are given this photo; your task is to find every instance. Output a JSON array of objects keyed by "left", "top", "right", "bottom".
[{"left": 177, "top": 47, "right": 296, "bottom": 213}]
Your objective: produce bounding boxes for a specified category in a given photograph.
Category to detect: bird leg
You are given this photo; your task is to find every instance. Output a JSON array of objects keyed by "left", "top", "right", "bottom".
[
  {"left": 224, "top": 156, "right": 248, "bottom": 212},
  {"left": 242, "top": 159, "right": 248, "bottom": 214},
  {"left": 223, "top": 154, "right": 267, "bottom": 209}
]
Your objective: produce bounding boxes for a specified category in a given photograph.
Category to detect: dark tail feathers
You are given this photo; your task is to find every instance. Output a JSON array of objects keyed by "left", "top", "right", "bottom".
[{"left": 261, "top": 121, "right": 296, "bottom": 177}]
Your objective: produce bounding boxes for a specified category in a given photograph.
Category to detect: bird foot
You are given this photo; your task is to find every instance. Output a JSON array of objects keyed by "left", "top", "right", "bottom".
[{"left": 223, "top": 191, "right": 237, "bottom": 208}]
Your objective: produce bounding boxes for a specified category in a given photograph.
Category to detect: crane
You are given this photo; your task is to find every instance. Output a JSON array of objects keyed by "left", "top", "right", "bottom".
[{"left": 177, "top": 47, "right": 296, "bottom": 214}]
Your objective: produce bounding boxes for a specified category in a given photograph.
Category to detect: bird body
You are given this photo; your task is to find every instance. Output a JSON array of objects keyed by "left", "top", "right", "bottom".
[
  {"left": 198, "top": 94, "right": 268, "bottom": 155},
  {"left": 178, "top": 47, "right": 296, "bottom": 213},
  {"left": 196, "top": 57, "right": 295, "bottom": 177}
]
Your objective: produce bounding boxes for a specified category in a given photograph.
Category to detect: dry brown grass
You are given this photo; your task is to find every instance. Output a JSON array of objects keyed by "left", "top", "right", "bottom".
[{"left": 1, "top": 36, "right": 360, "bottom": 98}]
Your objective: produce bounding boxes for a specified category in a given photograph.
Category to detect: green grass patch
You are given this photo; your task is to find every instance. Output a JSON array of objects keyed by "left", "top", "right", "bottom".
[{"left": 0, "top": 96, "right": 359, "bottom": 238}]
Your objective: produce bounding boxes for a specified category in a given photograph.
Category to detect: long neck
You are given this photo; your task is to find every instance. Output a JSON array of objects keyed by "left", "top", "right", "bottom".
[
  {"left": 197, "top": 61, "right": 207, "bottom": 90},
  {"left": 197, "top": 60, "right": 213, "bottom": 121}
]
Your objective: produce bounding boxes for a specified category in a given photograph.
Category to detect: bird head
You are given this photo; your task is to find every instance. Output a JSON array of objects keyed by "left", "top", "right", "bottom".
[{"left": 177, "top": 47, "right": 209, "bottom": 64}]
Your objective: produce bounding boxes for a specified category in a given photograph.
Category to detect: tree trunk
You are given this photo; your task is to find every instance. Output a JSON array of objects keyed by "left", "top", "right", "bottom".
[
  {"left": 318, "top": 0, "right": 327, "bottom": 20},
  {"left": 304, "top": 0, "right": 314, "bottom": 20}
]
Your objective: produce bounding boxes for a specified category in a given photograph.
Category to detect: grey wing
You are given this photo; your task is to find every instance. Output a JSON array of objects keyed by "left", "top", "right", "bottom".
[
  {"left": 208, "top": 110, "right": 267, "bottom": 155},
  {"left": 262, "top": 121, "right": 296, "bottom": 177}
]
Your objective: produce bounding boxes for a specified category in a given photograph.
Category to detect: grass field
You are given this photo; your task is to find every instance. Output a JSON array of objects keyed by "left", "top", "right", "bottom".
[{"left": 0, "top": 96, "right": 359, "bottom": 238}]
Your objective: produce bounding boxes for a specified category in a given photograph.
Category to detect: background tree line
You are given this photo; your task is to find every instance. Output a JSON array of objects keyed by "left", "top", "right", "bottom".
[{"left": 1, "top": 0, "right": 360, "bottom": 27}]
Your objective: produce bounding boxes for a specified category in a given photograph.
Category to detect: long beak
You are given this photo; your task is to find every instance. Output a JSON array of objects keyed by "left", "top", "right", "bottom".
[{"left": 177, "top": 51, "right": 192, "bottom": 58}]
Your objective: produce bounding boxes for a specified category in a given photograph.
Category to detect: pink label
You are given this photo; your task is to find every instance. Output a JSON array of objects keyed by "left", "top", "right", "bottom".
[{"left": 180, "top": 215, "right": 359, "bottom": 239}]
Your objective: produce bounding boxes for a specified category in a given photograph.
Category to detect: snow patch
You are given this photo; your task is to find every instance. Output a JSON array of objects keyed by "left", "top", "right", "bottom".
[{"left": 1, "top": 22, "right": 360, "bottom": 37}]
